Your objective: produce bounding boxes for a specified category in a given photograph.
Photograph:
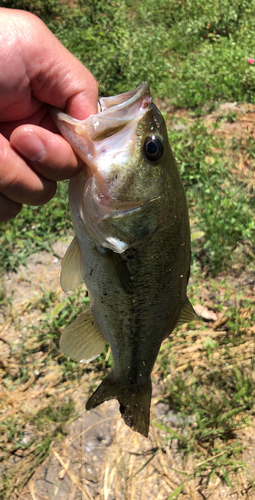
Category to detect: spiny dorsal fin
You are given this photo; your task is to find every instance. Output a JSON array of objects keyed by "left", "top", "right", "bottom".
[
  {"left": 175, "top": 297, "right": 198, "bottom": 327},
  {"left": 60, "top": 237, "right": 83, "bottom": 292},
  {"left": 60, "top": 309, "right": 106, "bottom": 362},
  {"left": 86, "top": 373, "right": 152, "bottom": 437}
]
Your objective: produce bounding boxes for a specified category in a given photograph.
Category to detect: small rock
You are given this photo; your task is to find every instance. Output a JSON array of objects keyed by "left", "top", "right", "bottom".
[{"left": 194, "top": 304, "right": 218, "bottom": 322}]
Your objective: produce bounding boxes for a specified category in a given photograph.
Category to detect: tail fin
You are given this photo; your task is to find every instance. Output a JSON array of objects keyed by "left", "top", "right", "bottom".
[{"left": 86, "top": 373, "right": 152, "bottom": 437}]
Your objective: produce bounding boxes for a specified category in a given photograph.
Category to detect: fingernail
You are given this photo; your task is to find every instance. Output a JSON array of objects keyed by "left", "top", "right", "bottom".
[{"left": 11, "top": 129, "right": 46, "bottom": 162}]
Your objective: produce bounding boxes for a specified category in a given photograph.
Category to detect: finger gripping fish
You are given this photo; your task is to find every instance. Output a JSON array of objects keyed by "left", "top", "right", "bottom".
[{"left": 51, "top": 82, "right": 196, "bottom": 437}]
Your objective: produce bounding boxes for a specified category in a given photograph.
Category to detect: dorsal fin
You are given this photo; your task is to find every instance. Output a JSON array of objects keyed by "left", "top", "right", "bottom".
[
  {"left": 60, "top": 309, "right": 106, "bottom": 362},
  {"left": 60, "top": 237, "right": 83, "bottom": 292}
]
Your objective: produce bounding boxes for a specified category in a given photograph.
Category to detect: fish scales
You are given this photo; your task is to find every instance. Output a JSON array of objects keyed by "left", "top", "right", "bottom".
[{"left": 50, "top": 82, "right": 196, "bottom": 437}]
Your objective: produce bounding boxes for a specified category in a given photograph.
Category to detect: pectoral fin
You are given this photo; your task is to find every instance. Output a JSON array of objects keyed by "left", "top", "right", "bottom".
[
  {"left": 175, "top": 297, "right": 198, "bottom": 327},
  {"left": 60, "top": 309, "right": 106, "bottom": 362},
  {"left": 60, "top": 237, "right": 83, "bottom": 292},
  {"left": 96, "top": 246, "right": 133, "bottom": 294}
]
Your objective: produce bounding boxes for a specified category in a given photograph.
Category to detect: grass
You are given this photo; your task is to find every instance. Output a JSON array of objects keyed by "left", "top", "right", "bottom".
[
  {"left": 0, "top": 283, "right": 113, "bottom": 498},
  {"left": 47, "top": 0, "right": 255, "bottom": 106},
  {"left": 0, "top": 0, "right": 255, "bottom": 497},
  {"left": 3, "top": 0, "right": 255, "bottom": 104},
  {"left": 168, "top": 118, "right": 255, "bottom": 274},
  {"left": 0, "top": 181, "right": 71, "bottom": 273},
  {"left": 0, "top": 398, "right": 78, "bottom": 498}
]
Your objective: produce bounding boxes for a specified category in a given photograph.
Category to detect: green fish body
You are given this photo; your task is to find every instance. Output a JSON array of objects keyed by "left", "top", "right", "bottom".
[{"left": 51, "top": 83, "right": 195, "bottom": 437}]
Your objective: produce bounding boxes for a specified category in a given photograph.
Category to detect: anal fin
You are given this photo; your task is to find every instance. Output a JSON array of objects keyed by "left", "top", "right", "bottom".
[
  {"left": 60, "top": 309, "right": 106, "bottom": 362},
  {"left": 86, "top": 373, "right": 152, "bottom": 437}
]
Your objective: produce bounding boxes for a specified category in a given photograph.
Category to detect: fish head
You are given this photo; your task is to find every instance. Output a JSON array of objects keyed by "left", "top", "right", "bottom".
[
  {"left": 50, "top": 82, "right": 179, "bottom": 251},
  {"left": 51, "top": 82, "right": 174, "bottom": 206}
]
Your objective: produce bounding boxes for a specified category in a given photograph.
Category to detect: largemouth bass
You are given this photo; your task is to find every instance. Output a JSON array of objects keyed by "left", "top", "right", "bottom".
[{"left": 51, "top": 82, "right": 196, "bottom": 437}]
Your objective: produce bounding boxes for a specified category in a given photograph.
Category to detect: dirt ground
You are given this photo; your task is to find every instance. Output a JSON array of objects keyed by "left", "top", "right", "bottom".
[{"left": 1, "top": 103, "right": 255, "bottom": 499}]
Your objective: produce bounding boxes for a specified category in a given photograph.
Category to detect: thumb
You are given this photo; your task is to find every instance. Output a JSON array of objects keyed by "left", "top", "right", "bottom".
[{"left": 10, "top": 9, "right": 98, "bottom": 119}]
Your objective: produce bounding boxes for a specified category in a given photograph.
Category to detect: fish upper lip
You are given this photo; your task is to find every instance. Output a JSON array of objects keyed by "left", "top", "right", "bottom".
[{"left": 99, "top": 81, "right": 152, "bottom": 115}]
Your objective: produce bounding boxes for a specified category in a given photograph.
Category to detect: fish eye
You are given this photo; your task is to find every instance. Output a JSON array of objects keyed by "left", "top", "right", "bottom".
[{"left": 143, "top": 135, "right": 163, "bottom": 161}]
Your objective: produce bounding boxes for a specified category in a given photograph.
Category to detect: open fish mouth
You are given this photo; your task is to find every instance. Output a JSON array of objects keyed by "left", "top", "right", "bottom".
[
  {"left": 50, "top": 82, "right": 152, "bottom": 154},
  {"left": 86, "top": 81, "right": 152, "bottom": 141},
  {"left": 99, "top": 82, "right": 151, "bottom": 113},
  {"left": 96, "top": 81, "right": 152, "bottom": 140}
]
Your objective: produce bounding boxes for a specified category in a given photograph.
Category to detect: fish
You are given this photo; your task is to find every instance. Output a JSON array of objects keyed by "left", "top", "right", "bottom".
[{"left": 50, "top": 82, "right": 196, "bottom": 437}]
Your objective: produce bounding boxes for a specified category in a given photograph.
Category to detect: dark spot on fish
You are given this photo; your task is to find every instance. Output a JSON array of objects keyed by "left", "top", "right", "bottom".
[
  {"left": 90, "top": 268, "right": 93, "bottom": 276},
  {"left": 115, "top": 174, "right": 118, "bottom": 179},
  {"left": 104, "top": 292, "right": 107, "bottom": 296}
]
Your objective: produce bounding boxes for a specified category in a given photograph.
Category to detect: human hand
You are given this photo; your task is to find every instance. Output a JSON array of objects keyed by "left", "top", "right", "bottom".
[{"left": 0, "top": 8, "right": 98, "bottom": 222}]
